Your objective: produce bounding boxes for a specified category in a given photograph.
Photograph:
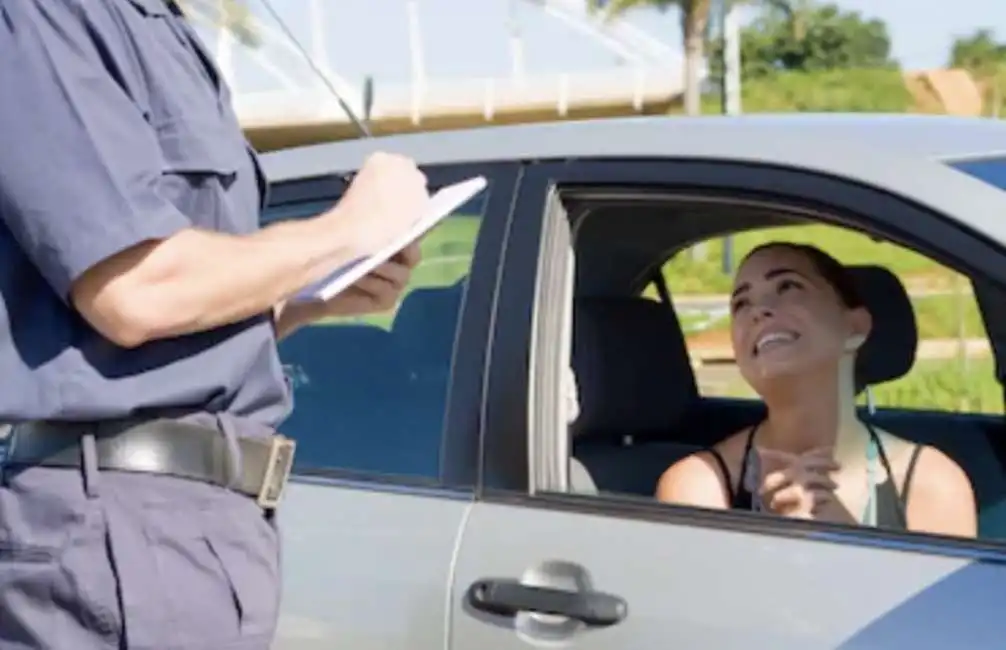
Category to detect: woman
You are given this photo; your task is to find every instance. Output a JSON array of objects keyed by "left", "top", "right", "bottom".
[{"left": 656, "top": 242, "right": 977, "bottom": 538}]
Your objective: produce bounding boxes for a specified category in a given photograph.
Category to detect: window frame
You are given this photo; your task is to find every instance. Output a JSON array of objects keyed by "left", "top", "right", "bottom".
[
  {"left": 482, "top": 156, "right": 1006, "bottom": 561},
  {"left": 265, "top": 160, "right": 522, "bottom": 492}
]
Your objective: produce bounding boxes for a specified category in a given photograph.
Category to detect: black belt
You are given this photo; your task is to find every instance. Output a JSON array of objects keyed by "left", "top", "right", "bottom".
[{"left": 2, "top": 418, "right": 296, "bottom": 510}]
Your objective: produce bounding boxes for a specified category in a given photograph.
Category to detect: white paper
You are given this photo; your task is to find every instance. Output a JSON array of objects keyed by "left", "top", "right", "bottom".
[{"left": 292, "top": 175, "right": 488, "bottom": 303}]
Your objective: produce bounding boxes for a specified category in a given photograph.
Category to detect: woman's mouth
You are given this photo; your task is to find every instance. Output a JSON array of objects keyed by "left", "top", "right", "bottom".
[{"left": 753, "top": 330, "right": 800, "bottom": 356}]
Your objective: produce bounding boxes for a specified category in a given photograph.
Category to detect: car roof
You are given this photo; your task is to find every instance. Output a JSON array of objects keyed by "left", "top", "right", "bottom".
[
  {"left": 260, "top": 113, "right": 1006, "bottom": 247},
  {"left": 262, "top": 113, "right": 1006, "bottom": 183}
]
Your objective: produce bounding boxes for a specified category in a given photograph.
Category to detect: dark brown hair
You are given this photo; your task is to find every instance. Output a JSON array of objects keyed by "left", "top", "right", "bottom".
[{"left": 742, "top": 242, "right": 864, "bottom": 309}]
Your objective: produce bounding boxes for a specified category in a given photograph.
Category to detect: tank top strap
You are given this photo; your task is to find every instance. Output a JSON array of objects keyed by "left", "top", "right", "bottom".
[{"left": 738, "top": 422, "right": 763, "bottom": 512}]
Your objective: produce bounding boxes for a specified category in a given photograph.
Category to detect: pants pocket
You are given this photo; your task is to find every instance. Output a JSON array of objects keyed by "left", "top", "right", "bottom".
[
  {"left": 0, "top": 468, "right": 119, "bottom": 648},
  {"left": 141, "top": 509, "right": 245, "bottom": 647},
  {"left": 200, "top": 500, "right": 282, "bottom": 639}
]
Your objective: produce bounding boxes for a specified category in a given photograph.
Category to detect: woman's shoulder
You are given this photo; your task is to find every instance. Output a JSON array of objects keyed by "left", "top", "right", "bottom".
[
  {"left": 874, "top": 427, "right": 973, "bottom": 501},
  {"left": 873, "top": 427, "right": 977, "bottom": 537},
  {"left": 655, "top": 428, "right": 753, "bottom": 505}
]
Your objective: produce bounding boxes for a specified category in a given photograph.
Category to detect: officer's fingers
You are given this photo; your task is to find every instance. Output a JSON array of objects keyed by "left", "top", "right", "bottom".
[
  {"left": 348, "top": 275, "right": 398, "bottom": 309},
  {"left": 392, "top": 241, "right": 423, "bottom": 269},
  {"left": 368, "top": 261, "right": 411, "bottom": 289}
]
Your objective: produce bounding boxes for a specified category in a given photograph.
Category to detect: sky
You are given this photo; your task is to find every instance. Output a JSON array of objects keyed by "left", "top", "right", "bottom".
[{"left": 206, "top": 0, "right": 1006, "bottom": 93}]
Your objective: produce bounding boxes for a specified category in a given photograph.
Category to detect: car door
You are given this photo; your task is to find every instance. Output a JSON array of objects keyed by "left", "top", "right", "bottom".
[
  {"left": 451, "top": 158, "right": 1006, "bottom": 649},
  {"left": 264, "top": 160, "right": 520, "bottom": 650}
]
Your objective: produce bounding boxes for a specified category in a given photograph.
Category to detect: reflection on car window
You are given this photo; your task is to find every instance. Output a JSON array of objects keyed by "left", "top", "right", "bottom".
[
  {"left": 266, "top": 186, "right": 490, "bottom": 480},
  {"left": 948, "top": 156, "right": 1006, "bottom": 192}
]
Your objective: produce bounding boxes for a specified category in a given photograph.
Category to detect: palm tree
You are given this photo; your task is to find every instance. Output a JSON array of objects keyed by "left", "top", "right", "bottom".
[
  {"left": 589, "top": 0, "right": 711, "bottom": 116},
  {"left": 590, "top": 0, "right": 811, "bottom": 116}
]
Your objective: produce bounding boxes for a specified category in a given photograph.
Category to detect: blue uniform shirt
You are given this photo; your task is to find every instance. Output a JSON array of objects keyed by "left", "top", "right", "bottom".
[{"left": 0, "top": 0, "right": 291, "bottom": 432}]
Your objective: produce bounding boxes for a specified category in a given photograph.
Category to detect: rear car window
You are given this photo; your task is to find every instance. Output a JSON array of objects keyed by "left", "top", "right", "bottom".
[{"left": 264, "top": 188, "right": 489, "bottom": 481}]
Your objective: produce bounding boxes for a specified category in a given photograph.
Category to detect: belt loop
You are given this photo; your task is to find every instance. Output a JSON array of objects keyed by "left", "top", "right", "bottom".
[
  {"left": 216, "top": 413, "right": 242, "bottom": 489},
  {"left": 81, "top": 432, "right": 101, "bottom": 499}
]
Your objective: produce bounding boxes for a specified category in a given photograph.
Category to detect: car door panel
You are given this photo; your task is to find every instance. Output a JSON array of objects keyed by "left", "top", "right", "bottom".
[
  {"left": 275, "top": 482, "right": 471, "bottom": 649},
  {"left": 452, "top": 502, "right": 1006, "bottom": 649}
]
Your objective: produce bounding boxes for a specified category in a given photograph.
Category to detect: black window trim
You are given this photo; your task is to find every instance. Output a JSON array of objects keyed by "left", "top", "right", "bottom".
[
  {"left": 481, "top": 157, "right": 1006, "bottom": 561},
  {"left": 264, "top": 160, "right": 522, "bottom": 494}
]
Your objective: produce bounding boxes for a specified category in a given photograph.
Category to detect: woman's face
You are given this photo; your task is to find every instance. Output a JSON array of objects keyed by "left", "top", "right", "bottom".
[{"left": 729, "top": 246, "right": 870, "bottom": 389}]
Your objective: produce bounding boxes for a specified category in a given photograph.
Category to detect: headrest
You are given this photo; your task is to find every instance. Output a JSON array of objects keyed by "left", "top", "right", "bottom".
[
  {"left": 571, "top": 297, "right": 697, "bottom": 440},
  {"left": 392, "top": 282, "right": 466, "bottom": 365},
  {"left": 850, "top": 265, "right": 917, "bottom": 389}
]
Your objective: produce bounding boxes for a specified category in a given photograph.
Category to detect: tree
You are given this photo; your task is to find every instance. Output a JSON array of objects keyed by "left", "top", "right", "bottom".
[
  {"left": 709, "top": 1, "right": 894, "bottom": 80},
  {"left": 588, "top": 0, "right": 712, "bottom": 116},
  {"left": 950, "top": 29, "right": 1006, "bottom": 76},
  {"left": 949, "top": 29, "right": 1006, "bottom": 117}
]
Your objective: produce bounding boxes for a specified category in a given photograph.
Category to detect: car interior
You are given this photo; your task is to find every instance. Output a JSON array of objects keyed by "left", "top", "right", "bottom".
[{"left": 563, "top": 195, "right": 1006, "bottom": 541}]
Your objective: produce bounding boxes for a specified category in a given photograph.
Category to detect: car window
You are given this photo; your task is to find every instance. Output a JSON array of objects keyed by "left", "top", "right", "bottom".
[
  {"left": 644, "top": 224, "right": 1002, "bottom": 415},
  {"left": 948, "top": 156, "right": 1006, "bottom": 193},
  {"left": 266, "top": 188, "right": 488, "bottom": 480}
]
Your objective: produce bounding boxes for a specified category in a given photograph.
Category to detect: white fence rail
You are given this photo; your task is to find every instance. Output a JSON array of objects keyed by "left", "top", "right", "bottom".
[{"left": 233, "top": 66, "right": 684, "bottom": 127}]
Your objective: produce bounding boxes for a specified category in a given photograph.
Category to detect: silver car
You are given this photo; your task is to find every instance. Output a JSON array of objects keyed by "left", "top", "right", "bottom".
[{"left": 262, "top": 114, "right": 1006, "bottom": 649}]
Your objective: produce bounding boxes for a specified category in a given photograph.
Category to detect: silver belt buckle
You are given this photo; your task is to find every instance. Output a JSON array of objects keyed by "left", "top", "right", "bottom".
[{"left": 257, "top": 435, "right": 296, "bottom": 510}]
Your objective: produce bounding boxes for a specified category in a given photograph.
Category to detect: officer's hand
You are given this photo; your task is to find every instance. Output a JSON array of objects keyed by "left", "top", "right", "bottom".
[
  {"left": 328, "top": 152, "right": 429, "bottom": 254},
  {"left": 317, "top": 241, "right": 422, "bottom": 317}
]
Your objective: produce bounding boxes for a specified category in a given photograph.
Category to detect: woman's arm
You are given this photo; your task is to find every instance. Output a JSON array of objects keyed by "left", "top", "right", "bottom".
[
  {"left": 656, "top": 452, "right": 732, "bottom": 510},
  {"left": 905, "top": 446, "right": 978, "bottom": 539}
]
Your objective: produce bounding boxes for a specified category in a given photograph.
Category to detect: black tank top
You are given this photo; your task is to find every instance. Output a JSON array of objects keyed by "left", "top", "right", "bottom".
[{"left": 706, "top": 421, "right": 923, "bottom": 530}]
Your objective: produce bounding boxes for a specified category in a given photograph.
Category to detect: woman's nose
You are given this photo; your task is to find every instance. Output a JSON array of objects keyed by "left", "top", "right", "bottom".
[{"left": 752, "top": 301, "right": 775, "bottom": 321}]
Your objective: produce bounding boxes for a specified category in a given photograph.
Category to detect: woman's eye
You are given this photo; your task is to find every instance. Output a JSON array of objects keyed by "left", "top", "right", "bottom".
[
  {"left": 778, "top": 278, "right": 803, "bottom": 292},
  {"left": 731, "top": 298, "right": 749, "bottom": 313}
]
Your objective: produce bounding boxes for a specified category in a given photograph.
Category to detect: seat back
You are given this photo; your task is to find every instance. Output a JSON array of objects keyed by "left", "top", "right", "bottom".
[{"left": 570, "top": 297, "right": 700, "bottom": 494}]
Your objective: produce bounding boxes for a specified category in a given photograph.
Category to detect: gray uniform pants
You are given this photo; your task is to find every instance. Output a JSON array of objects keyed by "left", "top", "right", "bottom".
[{"left": 0, "top": 454, "right": 281, "bottom": 649}]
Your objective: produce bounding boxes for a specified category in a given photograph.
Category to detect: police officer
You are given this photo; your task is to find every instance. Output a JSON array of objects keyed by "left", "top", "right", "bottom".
[{"left": 0, "top": 1, "right": 428, "bottom": 648}]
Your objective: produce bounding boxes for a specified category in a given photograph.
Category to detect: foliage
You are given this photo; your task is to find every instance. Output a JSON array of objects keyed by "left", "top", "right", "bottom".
[
  {"left": 950, "top": 29, "right": 1006, "bottom": 76},
  {"left": 722, "top": 358, "right": 1003, "bottom": 414},
  {"left": 660, "top": 224, "right": 949, "bottom": 295},
  {"left": 948, "top": 29, "right": 1006, "bottom": 116},
  {"left": 868, "top": 358, "right": 1003, "bottom": 414},
  {"left": 708, "top": 2, "right": 894, "bottom": 80}
]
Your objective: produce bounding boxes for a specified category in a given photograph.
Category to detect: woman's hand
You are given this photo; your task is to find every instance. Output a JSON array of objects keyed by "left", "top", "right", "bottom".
[{"left": 756, "top": 447, "right": 840, "bottom": 519}]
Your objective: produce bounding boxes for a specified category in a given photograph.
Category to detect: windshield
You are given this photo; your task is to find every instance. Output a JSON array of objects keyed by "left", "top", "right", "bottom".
[{"left": 948, "top": 157, "right": 1006, "bottom": 192}]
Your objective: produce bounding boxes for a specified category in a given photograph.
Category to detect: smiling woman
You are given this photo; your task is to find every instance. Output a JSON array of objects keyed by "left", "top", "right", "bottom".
[{"left": 655, "top": 242, "right": 978, "bottom": 539}]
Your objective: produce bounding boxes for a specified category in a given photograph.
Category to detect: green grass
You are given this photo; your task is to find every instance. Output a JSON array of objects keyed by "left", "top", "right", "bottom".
[
  {"left": 721, "top": 358, "right": 1003, "bottom": 414},
  {"left": 660, "top": 224, "right": 952, "bottom": 296},
  {"left": 683, "top": 293, "right": 985, "bottom": 341}
]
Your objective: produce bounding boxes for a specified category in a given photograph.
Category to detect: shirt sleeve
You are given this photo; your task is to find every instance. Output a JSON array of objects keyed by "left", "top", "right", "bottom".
[{"left": 0, "top": 0, "right": 191, "bottom": 301}]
